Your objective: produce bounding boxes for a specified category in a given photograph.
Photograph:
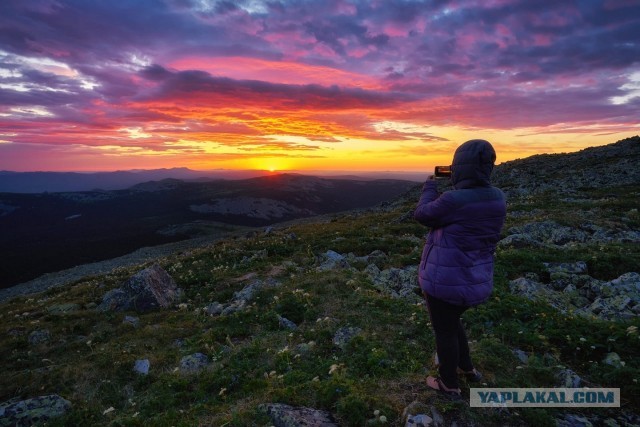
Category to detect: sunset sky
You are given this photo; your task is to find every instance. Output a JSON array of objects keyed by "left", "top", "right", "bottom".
[{"left": 1, "top": 0, "right": 639, "bottom": 173}]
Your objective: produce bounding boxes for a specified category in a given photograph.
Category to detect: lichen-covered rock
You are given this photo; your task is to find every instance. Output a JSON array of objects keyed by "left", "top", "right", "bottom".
[
  {"left": 259, "top": 403, "right": 337, "bottom": 427},
  {"left": 98, "top": 264, "right": 182, "bottom": 313},
  {"left": 46, "top": 303, "right": 80, "bottom": 315},
  {"left": 179, "top": 353, "right": 210, "bottom": 374},
  {"left": 205, "top": 302, "right": 224, "bottom": 316},
  {"left": 333, "top": 326, "right": 362, "bottom": 350},
  {"left": 28, "top": 329, "right": 51, "bottom": 346},
  {"left": 556, "top": 369, "right": 582, "bottom": 388},
  {"left": 206, "top": 279, "right": 281, "bottom": 317},
  {"left": 511, "top": 268, "right": 640, "bottom": 320},
  {"left": 370, "top": 266, "right": 421, "bottom": 302},
  {"left": 317, "top": 250, "right": 351, "bottom": 271},
  {"left": 544, "top": 261, "right": 588, "bottom": 276},
  {"left": 0, "top": 394, "right": 71, "bottom": 426}
]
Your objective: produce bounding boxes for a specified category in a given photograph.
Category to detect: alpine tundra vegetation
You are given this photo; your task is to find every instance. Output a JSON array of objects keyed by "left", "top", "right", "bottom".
[{"left": 1, "top": 137, "right": 639, "bottom": 426}]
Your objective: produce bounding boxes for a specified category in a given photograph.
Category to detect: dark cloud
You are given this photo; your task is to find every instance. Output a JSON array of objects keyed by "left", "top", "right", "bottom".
[{"left": 137, "top": 65, "right": 415, "bottom": 109}]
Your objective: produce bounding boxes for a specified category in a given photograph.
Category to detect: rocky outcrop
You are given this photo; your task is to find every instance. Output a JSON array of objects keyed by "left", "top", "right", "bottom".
[
  {"left": 98, "top": 264, "right": 182, "bottom": 313},
  {"left": 259, "top": 403, "right": 337, "bottom": 427},
  {"left": 0, "top": 395, "right": 71, "bottom": 426},
  {"left": 499, "top": 221, "right": 640, "bottom": 249},
  {"left": 206, "top": 278, "right": 281, "bottom": 316},
  {"left": 509, "top": 263, "right": 640, "bottom": 320}
]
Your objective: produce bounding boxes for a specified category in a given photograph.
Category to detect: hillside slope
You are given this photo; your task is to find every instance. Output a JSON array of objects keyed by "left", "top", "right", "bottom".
[
  {"left": 0, "top": 174, "right": 415, "bottom": 287},
  {"left": 0, "top": 137, "right": 638, "bottom": 426}
]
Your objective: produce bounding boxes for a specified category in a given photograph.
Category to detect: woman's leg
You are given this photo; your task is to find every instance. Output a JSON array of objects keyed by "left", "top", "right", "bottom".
[{"left": 424, "top": 293, "right": 469, "bottom": 389}]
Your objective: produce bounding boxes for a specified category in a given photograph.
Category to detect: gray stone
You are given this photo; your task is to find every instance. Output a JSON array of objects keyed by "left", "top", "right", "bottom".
[
  {"left": 556, "top": 414, "right": 593, "bottom": 427},
  {"left": 497, "top": 233, "right": 542, "bottom": 249},
  {"left": 180, "top": 353, "right": 210, "bottom": 374},
  {"left": 544, "top": 261, "right": 588, "bottom": 275},
  {"left": 133, "top": 359, "right": 150, "bottom": 375},
  {"left": 406, "top": 414, "right": 433, "bottom": 427},
  {"left": 556, "top": 369, "right": 582, "bottom": 388},
  {"left": 402, "top": 401, "right": 432, "bottom": 427},
  {"left": 28, "top": 329, "right": 51, "bottom": 346},
  {"left": 364, "top": 263, "right": 381, "bottom": 278},
  {"left": 259, "top": 403, "right": 337, "bottom": 427},
  {"left": 0, "top": 394, "right": 71, "bottom": 426},
  {"left": 46, "top": 303, "right": 80, "bottom": 314},
  {"left": 333, "top": 326, "right": 362, "bottom": 350},
  {"left": 123, "top": 316, "right": 140, "bottom": 328},
  {"left": 371, "top": 266, "right": 421, "bottom": 302},
  {"left": 317, "top": 250, "right": 351, "bottom": 271},
  {"left": 205, "top": 302, "right": 224, "bottom": 316},
  {"left": 430, "top": 406, "right": 444, "bottom": 426},
  {"left": 98, "top": 264, "right": 182, "bottom": 313},
  {"left": 278, "top": 315, "right": 297, "bottom": 330},
  {"left": 603, "top": 352, "right": 623, "bottom": 368},
  {"left": 513, "top": 349, "right": 529, "bottom": 364}
]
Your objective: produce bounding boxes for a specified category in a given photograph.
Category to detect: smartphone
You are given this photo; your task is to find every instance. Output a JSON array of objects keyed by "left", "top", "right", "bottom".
[{"left": 434, "top": 165, "right": 451, "bottom": 178}]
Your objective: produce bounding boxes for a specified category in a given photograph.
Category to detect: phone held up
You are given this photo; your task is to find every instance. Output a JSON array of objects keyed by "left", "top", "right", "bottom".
[{"left": 434, "top": 165, "right": 451, "bottom": 178}]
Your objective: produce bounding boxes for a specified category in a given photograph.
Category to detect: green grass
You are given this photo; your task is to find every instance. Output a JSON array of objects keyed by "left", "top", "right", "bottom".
[{"left": 1, "top": 186, "right": 639, "bottom": 426}]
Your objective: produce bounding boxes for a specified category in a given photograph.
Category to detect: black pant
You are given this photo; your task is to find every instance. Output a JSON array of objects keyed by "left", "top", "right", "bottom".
[{"left": 424, "top": 292, "right": 474, "bottom": 389}]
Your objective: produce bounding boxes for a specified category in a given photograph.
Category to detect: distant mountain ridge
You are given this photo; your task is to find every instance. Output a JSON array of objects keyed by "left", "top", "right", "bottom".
[
  {"left": 0, "top": 173, "right": 416, "bottom": 287},
  {"left": 0, "top": 169, "right": 424, "bottom": 194},
  {"left": 0, "top": 168, "right": 222, "bottom": 193}
]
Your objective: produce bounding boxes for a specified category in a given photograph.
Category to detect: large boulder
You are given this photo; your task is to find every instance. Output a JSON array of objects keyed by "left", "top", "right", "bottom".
[
  {"left": 0, "top": 395, "right": 71, "bottom": 426},
  {"left": 99, "top": 264, "right": 182, "bottom": 313}
]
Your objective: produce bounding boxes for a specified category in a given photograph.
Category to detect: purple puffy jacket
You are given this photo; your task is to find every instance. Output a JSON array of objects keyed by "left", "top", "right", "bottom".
[{"left": 414, "top": 139, "right": 506, "bottom": 307}]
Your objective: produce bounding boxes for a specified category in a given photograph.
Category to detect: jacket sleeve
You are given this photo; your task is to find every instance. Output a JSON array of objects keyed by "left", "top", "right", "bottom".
[{"left": 413, "top": 181, "right": 457, "bottom": 228}]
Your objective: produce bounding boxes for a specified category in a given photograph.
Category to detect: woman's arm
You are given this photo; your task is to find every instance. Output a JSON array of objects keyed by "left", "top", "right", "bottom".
[{"left": 413, "top": 180, "right": 457, "bottom": 228}]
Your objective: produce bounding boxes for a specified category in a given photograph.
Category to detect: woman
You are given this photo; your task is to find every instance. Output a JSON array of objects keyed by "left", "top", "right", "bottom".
[{"left": 414, "top": 139, "right": 506, "bottom": 400}]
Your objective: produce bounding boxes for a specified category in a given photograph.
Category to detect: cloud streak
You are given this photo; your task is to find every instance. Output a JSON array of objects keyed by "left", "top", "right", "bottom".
[{"left": 0, "top": 0, "right": 638, "bottom": 171}]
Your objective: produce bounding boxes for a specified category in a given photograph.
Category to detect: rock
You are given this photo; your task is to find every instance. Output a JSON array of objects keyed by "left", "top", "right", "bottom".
[
  {"left": 556, "top": 413, "right": 594, "bottom": 427},
  {"left": 507, "top": 221, "right": 589, "bottom": 246},
  {"left": 513, "top": 349, "right": 528, "bottom": 364},
  {"left": 544, "top": 261, "right": 588, "bottom": 275},
  {"left": 98, "top": 264, "right": 182, "bottom": 313},
  {"left": 364, "top": 263, "right": 381, "bottom": 278},
  {"left": 180, "top": 353, "right": 210, "bottom": 374},
  {"left": 333, "top": 326, "right": 362, "bottom": 350},
  {"left": 556, "top": 369, "right": 581, "bottom": 388},
  {"left": 430, "top": 406, "right": 444, "bottom": 426},
  {"left": 46, "top": 303, "right": 80, "bottom": 314},
  {"left": 205, "top": 302, "right": 224, "bottom": 316},
  {"left": 497, "top": 233, "right": 542, "bottom": 249},
  {"left": 370, "top": 266, "right": 421, "bottom": 302},
  {"left": 0, "top": 394, "right": 71, "bottom": 426},
  {"left": 406, "top": 414, "right": 433, "bottom": 426},
  {"left": 28, "top": 329, "right": 51, "bottom": 346},
  {"left": 317, "top": 250, "right": 351, "bottom": 271},
  {"left": 133, "top": 359, "right": 150, "bottom": 375},
  {"left": 278, "top": 315, "right": 297, "bottom": 330},
  {"left": 123, "top": 316, "right": 140, "bottom": 328},
  {"left": 402, "top": 401, "right": 432, "bottom": 427},
  {"left": 259, "top": 403, "right": 337, "bottom": 427},
  {"left": 603, "top": 352, "right": 623, "bottom": 368}
]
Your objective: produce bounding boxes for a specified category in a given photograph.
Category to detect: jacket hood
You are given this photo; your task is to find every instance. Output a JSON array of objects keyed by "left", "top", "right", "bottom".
[{"left": 451, "top": 139, "right": 496, "bottom": 189}]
